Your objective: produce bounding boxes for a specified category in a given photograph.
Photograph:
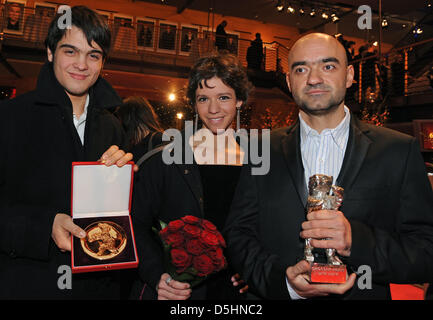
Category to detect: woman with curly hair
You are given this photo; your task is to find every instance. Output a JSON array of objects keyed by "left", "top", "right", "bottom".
[{"left": 131, "top": 52, "right": 253, "bottom": 300}]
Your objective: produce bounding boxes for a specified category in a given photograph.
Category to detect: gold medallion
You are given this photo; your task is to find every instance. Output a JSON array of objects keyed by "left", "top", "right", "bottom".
[{"left": 80, "top": 221, "right": 127, "bottom": 260}]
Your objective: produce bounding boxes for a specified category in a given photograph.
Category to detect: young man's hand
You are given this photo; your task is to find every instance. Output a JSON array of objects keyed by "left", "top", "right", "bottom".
[
  {"left": 99, "top": 145, "right": 133, "bottom": 167},
  {"left": 52, "top": 213, "right": 86, "bottom": 252}
]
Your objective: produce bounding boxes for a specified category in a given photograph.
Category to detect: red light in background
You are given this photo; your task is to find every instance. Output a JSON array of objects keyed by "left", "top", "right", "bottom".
[
  {"left": 0, "top": 86, "right": 16, "bottom": 100},
  {"left": 422, "top": 123, "right": 433, "bottom": 150}
]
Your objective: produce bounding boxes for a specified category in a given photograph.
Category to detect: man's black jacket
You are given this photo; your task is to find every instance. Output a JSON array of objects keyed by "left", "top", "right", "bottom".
[{"left": 0, "top": 62, "right": 126, "bottom": 299}]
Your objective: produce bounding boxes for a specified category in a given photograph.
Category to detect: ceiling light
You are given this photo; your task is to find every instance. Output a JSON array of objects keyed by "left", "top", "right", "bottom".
[
  {"left": 381, "top": 18, "right": 388, "bottom": 28},
  {"left": 413, "top": 27, "right": 423, "bottom": 34},
  {"left": 287, "top": 4, "right": 295, "bottom": 13},
  {"left": 299, "top": 8, "right": 305, "bottom": 15},
  {"left": 310, "top": 8, "right": 316, "bottom": 17},
  {"left": 331, "top": 13, "right": 339, "bottom": 23},
  {"left": 321, "top": 12, "right": 329, "bottom": 19},
  {"left": 276, "top": 0, "right": 284, "bottom": 12}
]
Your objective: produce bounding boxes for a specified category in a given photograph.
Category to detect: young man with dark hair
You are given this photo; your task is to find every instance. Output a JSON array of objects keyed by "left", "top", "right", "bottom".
[{"left": 0, "top": 6, "right": 133, "bottom": 299}]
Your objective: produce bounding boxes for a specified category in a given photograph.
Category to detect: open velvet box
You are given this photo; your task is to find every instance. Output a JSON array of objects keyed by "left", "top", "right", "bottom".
[{"left": 71, "top": 162, "right": 138, "bottom": 273}]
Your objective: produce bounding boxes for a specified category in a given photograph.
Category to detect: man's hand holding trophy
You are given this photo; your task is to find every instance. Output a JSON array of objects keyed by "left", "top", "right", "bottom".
[{"left": 303, "top": 174, "right": 348, "bottom": 284}]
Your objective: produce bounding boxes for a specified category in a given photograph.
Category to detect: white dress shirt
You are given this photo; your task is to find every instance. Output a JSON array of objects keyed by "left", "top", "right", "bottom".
[
  {"left": 286, "top": 106, "right": 351, "bottom": 299},
  {"left": 72, "top": 94, "right": 89, "bottom": 145},
  {"left": 300, "top": 105, "right": 351, "bottom": 186}
]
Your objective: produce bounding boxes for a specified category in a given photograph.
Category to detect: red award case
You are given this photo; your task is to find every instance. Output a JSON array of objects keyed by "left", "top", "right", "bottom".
[{"left": 70, "top": 162, "right": 138, "bottom": 273}]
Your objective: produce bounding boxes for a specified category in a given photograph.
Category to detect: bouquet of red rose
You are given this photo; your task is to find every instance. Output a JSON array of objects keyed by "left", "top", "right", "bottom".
[{"left": 155, "top": 215, "right": 227, "bottom": 287}]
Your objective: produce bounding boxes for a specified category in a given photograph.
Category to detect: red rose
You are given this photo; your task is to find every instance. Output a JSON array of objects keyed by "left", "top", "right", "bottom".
[
  {"left": 164, "top": 232, "right": 185, "bottom": 248},
  {"left": 202, "top": 219, "right": 217, "bottom": 233},
  {"left": 168, "top": 219, "right": 185, "bottom": 232},
  {"left": 184, "top": 224, "right": 202, "bottom": 238},
  {"left": 171, "top": 248, "right": 192, "bottom": 273},
  {"left": 159, "top": 227, "right": 169, "bottom": 241},
  {"left": 219, "top": 256, "right": 227, "bottom": 270},
  {"left": 208, "top": 247, "right": 227, "bottom": 270},
  {"left": 208, "top": 247, "right": 223, "bottom": 263},
  {"left": 192, "top": 254, "right": 215, "bottom": 277},
  {"left": 186, "top": 239, "right": 205, "bottom": 256},
  {"left": 182, "top": 215, "right": 201, "bottom": 225},
  {"left": 200, "top": 230, "right": 219, "bottom": 247},
  {"left": 156, "top": 216, "right": 228, "bottom": 287},
  {"left": 216, "top": 232, "right": 226, "bottom": 248}
]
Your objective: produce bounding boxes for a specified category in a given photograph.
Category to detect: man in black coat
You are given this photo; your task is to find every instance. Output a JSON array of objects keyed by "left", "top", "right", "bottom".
[
  {"left": 215, "top": 20, "right": 228, "bottom": 51},
  {"left": 224, "top": 33, "right": 433, "bottom": 300},
  {"left": 246, "top": 33, "right": 263, "bottom": 70},
  {"left": 0, "top": 6, "right": 133, "bottom": 299}
]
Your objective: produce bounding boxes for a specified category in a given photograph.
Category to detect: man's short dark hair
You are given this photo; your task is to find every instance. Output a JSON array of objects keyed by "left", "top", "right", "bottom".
[
  {"left": 186, "top": 52, "right": 253, "bottom": 107},
  {"left": 45, "top": 6, "right": 111, "bottom": 58}
]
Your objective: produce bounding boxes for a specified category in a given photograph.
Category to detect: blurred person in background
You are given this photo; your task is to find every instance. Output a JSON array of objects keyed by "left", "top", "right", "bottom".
[{"left": 114, "top": 96, "right": 164, "bottom": 162}]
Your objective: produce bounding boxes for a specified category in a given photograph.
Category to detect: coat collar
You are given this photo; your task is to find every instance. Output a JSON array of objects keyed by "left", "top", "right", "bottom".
[
  {"left": 335, "top": 116, "right": 372, "bottom": 190},
  {"left": 281, "top": 113, "right": 372, "bottom": 207},
  {"left": 281, "top": 121, "right": 308, "bottom": 207},
  {"left": 34, "top": 62, "right": 122, "bottom": 109}
]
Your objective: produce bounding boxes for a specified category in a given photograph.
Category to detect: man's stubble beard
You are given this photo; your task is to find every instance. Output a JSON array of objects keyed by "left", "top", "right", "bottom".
[{"left": 293, "top": 88, "right": 346, "bottom": 116}]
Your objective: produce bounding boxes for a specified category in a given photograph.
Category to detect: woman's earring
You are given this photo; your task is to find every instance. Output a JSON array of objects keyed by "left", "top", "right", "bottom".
[
  {"left": 236, "top": 107, "right": 241, "bottom": 132},
  {"left": 194, "top": 112, "right": 199, "bottom": 133}
]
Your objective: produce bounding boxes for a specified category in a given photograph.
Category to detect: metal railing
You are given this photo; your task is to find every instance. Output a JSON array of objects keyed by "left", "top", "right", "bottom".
[
  {"left": 347, "top": 37, "right": 433, "bottom": 107},
  {"left": 0, "top": 4, "right": 286, "bottom": 70},
  {"left": 1, "top": 3, "right": 433, "bottom": 103}
]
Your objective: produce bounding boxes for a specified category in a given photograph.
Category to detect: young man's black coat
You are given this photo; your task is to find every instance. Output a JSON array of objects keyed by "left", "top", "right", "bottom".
[{"left": 0, "top": 62, "right": 126, "bottom": 299}]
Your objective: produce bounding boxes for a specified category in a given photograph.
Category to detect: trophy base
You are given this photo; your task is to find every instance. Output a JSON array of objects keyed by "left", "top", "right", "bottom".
[{"left": 310, "top": 263, "right": 346, "bottom": 284}]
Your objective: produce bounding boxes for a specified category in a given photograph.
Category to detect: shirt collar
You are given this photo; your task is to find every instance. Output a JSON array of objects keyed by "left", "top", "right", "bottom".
[
  {"left": 299, "top": 105, "right": 351, "bottom": 150},
  {"left": 73, "top": 94, "right": 90, "bottom": 122},
  {"left": 84, "top": 94, "right": 90, "bottom": 113}
]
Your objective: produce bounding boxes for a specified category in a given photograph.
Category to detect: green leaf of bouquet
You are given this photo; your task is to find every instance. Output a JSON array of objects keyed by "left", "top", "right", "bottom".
[
  {"left": 172, "top": 272, "right": 206, "bottom": 288},
  {"left": 190, "top": 276, "right": 207, "bottom": 288},
  {"left": 163, "top": 244, "right": 172, "bottom": 256},
  {"left": 184, "top": 267, "right": 198, "bottom": 275},
  {"left": 151, "top": 226, "right": 159, "bottom": 237},
  {"left": 160, "top": 220, "right": 167, "bottom": 230},
  {"left": 174, "top": 272, "right": 196, "bottom": 283}
]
